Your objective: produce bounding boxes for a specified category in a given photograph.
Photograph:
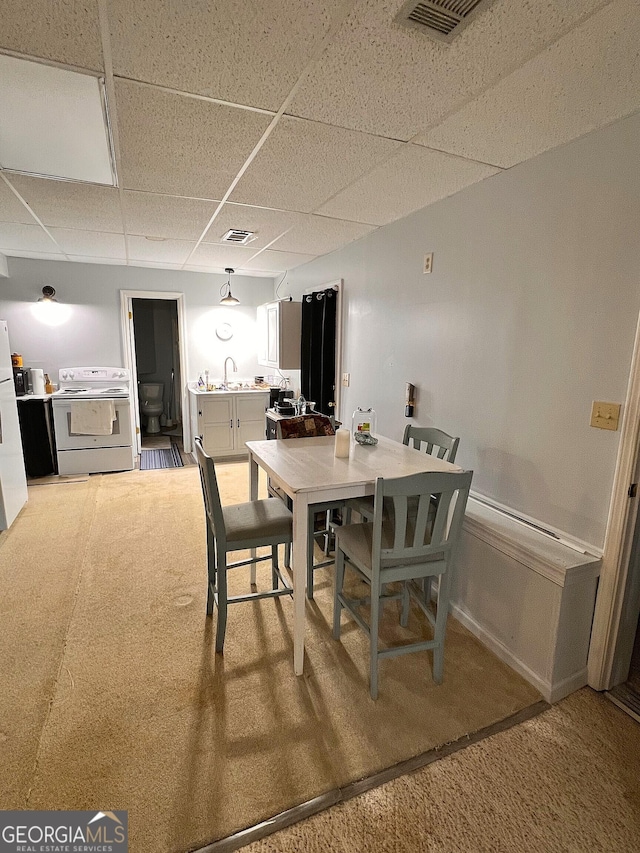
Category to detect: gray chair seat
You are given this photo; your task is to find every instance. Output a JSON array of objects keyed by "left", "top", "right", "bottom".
[{"left": 223, "top": 500, "right": 293, "bottom": 545}]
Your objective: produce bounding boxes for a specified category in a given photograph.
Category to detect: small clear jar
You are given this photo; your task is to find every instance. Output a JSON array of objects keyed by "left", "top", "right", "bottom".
[{"left": 352, "top": 407, "right": 377, "bottom": 438}]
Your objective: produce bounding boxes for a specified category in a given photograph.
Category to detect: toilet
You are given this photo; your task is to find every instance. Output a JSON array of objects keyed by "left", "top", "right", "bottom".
[{"left": 139, "top": 383, "right": 164, "bottom": 434}]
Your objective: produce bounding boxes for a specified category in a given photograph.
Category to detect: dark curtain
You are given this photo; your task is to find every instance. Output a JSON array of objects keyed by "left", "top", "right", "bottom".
[{"left": 301, "top": 288, "right": 337, "bottom": 416}]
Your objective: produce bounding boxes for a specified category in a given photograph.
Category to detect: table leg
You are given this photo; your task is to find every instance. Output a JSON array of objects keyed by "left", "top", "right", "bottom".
[
  {"left": 292, "top": 492, "right": 309, "bottom": 675},
  {"left": 249, "top": 453, "right": 259, "bottom": 585}
]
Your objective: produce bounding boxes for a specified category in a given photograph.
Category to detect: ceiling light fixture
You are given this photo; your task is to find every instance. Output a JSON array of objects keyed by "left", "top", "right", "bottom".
[
  {"left": 220, "top": 268, "right": 240, "bottom": 306},
  {"left": 38, "top": 285, "right": 57, "bottom": 303}
]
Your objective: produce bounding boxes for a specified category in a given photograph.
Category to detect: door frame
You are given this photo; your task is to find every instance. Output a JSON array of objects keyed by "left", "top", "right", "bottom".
[
  {"left": 588, "top": 310, "right": 640, "bottom": 689},
  {"left": 119, "top": 290, "right": 190, "bottom": 455},
  {"left": 303, "top": 279, "right": 343, "bottom": 421}
]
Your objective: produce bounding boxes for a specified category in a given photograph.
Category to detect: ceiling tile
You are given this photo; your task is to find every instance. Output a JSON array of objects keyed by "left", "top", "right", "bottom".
[
  {"left": 203, "top": 203, "right": 302, "bottom": 249},
  {"left": 288, "top": 0, "right": 605, "bottom": 140},
  {"left": 123, "top": 191, "right": 219, "bottom": 240},
  {"left": 271, "top": 214, "right": 375, "bottom": 255},
  {"left": 0, "top": 0, "right": 103, "bottom": 71},
  {"left": 243, "top": 249, "right": 316, "bottom": 272},
  {"left": 188, "top": 243, "right": 257, "bottom": 269},
  {"left": 107, "top": 0, "right": 347, "bottom": 111},
  {"left": 415, "top": 0, "right": 640, "bottom": 169},
  {"left": 48, "top": 228, "right": 126, "bottom": 258},
  {"left": 127, "top": 235, "right": 196, "bottom": 265},
  {"left": 115, "top": 80, "right": 272, "bottom": 197},
  {"left": 0, "top": 178, "right": 35, "bottom": 224},
  {"left": 9, "top": 175, "right": 122, "bottom": 232},
  {"left": 317, "top": 144, "right": 500, "bottom": 226},
  {"left": 0, "top": 222, "right": 61, "bottom": 253},
  {"left": 230, "top": 116, "right": 401, "bottom": 212}
]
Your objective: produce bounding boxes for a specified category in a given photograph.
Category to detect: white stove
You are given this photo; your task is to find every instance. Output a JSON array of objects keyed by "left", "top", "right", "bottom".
[{"left": 52, "top": 366, "right": 135, "bottom": 475}]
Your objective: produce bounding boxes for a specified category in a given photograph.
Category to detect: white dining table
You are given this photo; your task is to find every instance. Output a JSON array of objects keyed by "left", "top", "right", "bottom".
[{"left": 246, "top": 434, "right": 461, "bottom": 675}]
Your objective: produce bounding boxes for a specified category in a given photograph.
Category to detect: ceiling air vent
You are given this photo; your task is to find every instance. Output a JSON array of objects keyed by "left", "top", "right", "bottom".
[
  {"left": 221, "top": 229, "right": 254, "bottom": 245},
  {"left": 395, "top": 0, "right": 496, "bottom": 44}
]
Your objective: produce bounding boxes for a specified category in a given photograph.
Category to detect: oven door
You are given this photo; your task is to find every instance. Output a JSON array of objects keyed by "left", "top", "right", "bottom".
[{"left": 52, "top": 397, "right": 132, "bottom": 449}]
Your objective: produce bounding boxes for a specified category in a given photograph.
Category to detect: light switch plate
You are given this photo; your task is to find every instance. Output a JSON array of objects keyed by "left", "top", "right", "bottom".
[
  {"left": 590, "top": 401, "right": 621, "bottom": 430},
  {"left": 342, "top": 373, "right": 350, "bottom": 387},
  {"left": 423, "top": 253, "right": 433, "bottom": 274}
]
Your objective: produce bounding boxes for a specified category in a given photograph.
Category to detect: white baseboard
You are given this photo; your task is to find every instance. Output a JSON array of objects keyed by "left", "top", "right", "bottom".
[
  {"left": 451, "top": 601, "right": 589, "bottom": 703},
  {"left": 450, "top": 601, "right": 553, "bottom": 701}
]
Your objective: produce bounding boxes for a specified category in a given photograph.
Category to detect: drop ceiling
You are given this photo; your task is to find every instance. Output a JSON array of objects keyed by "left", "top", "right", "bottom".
[{"left": 0, "top": 0, "right": 638, "bottom": 277}]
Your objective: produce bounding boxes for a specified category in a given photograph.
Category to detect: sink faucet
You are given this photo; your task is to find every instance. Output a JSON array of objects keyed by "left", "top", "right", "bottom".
[{"left": 223, "top": 356, "right": 237, "bottom": 388}]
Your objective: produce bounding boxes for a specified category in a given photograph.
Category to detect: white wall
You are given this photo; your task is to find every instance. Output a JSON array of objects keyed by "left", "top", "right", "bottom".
[
  {"left": 284, "top": 111, "right": 640, "bottom": 551},
  {"left": 0, "top": 260, "right": 275, "bottom": 388}
]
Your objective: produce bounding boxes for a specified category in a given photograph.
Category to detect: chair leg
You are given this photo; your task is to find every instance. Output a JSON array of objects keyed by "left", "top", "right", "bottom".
[
  {"left": 332, "top": 548, "right": 346, "bottom": 639},
  {"left": 370, "top": 582, "right": 381, "bottom": 700},
  {"left": 400, "top": 581, "right": 410, "bottom": 627},
  {"left": 284, "top": 542, "right": 291, "bottom": 569},
  {"left": 432, "top": 572, "right": 452, "bottom": 684},
  {"left": 214, "top": 546, "right": 228, "bottom": 654},
  {"left": 306, "top": 506, "right": 316, "bottom": 600},
  {"left": 323, "top": 509, "right": 332, "bottom": 555},
  {"left": 206, "top": 526, "right": 216, "bottom": 616},
  {"left": 271, "top": 544, "right": 279, "bottom": 589}
]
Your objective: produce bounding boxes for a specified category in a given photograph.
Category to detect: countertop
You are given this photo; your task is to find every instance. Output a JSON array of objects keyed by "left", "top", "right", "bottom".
[
  {"left": 16, "top": 393, "right": 54, "bottom": 402},
  {"left": 189, "top": 386, "right": 271, "bottom": 395}
]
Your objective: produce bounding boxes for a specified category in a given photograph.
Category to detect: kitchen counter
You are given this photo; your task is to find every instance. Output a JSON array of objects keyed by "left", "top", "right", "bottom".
[{"left": 191, "top": 387, "right": 270, "bottom": 394}]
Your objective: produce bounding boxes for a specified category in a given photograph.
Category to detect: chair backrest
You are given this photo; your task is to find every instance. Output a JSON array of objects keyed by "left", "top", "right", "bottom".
[
  {"left": 277, "top": 414, "right": 335, "bottom": 439},
  {"left": 194, "top": 436, "right": 226, "bottom": 540},
  {"left": 402, "top": 424, "right": 460, "bottom": 463},
  {"left": 371, "top": 469, "right": 472, "bottom": 572}
]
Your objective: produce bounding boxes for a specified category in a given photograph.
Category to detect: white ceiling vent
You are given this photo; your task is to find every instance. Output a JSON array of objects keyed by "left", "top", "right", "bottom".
[
  {"left": 395, "top": 0, "right": 496, "bottom": 44},
  {"left": 221, "top": 229, "right": 254, "bottom": 245}
]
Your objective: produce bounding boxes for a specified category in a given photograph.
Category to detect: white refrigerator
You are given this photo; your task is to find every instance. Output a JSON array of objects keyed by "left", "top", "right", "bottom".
[{"left": 0, "top": 320, "right": 28, "bottom": 530}]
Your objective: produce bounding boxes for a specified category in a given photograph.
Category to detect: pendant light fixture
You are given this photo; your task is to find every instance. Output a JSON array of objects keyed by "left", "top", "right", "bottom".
[{"left": 220, "top": 268, "right": 240, "bottom": 306}]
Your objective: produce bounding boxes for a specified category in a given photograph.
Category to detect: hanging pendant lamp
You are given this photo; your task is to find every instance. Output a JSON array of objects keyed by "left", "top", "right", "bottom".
[{"left": 220, "top": 268, "right": 240, "bottom": 305}]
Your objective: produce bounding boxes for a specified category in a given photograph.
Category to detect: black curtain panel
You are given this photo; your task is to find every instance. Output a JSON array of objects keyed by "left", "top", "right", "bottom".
[{"left": 301, "top": 288, "right": 337, "bottom": 416}]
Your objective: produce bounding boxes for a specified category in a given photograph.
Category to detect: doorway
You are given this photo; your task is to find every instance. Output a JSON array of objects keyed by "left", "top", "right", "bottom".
[{"left": 120, "top": 290, "right": 190, "bottom": 456}]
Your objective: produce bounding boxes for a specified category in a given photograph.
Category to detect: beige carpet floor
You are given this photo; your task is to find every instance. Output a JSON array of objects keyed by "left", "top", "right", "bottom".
[
  {"left": 243, "top": 687, "right": 640, "bottom": 853},
  {"left": 1, "top": 462, "right": 541, "bottom": 852}
]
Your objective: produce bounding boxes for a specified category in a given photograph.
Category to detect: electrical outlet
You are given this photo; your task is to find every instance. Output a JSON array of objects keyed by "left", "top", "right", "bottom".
[
  {"left": 342, "top": 373, "right": 350, "bottom": 387},
  {"left": 423, "top": 253, "right": 433, "bottom": 274}
]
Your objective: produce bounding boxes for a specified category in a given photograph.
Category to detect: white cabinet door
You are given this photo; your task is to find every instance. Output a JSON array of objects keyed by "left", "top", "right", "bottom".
[
  {"left": 257, "top": 301, "right": 301, "bottom": 369},
  {"left": 235, "top": 394, "right": 268, "bottom": 449},
  {"left": 198, "top": 396, "right": 233, "bottom": 455}
]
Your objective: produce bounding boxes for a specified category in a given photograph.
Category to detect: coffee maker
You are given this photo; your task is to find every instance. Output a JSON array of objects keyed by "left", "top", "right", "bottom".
[{"left": 11, "top": 353, "right": 27, "bottom": 396}]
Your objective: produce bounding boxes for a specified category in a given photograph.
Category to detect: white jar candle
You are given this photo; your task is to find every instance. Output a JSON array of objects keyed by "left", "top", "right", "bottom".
[{"left": 334, "top": 428, "right": 350, "bottom": 458}]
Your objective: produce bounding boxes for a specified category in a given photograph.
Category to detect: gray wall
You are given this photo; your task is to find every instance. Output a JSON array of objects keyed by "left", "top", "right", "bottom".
[
  {"left": 285, "top": 110, "right": 640, "bottom": 551},
  {"left": 0, "top": 260, "right": 275, "bottom": 388}
]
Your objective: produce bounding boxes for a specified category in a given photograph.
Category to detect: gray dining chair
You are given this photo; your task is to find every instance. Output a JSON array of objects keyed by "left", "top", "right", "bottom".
[
  {"left": 402, "top": 425, "right": 460, "bottom": 461},
  {"left": 275, "top": 414, "right": 343, "bottom": 600},
  {"left": 346, "top": 424, "right": 461, "bottom": 524},
  {"left": 195, "top": 436, "right": 293, "bottom": 652},
  {"left": 333, "top": 468, "right": 472, "bottom": 699}
]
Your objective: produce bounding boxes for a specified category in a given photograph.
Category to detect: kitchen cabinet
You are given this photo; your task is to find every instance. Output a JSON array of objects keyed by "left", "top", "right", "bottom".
[
  {"left": 190, "top": 390, "right": 269, "bottom": 458},
  {"left": 257, "top": 300, "right": 301, "bottom": 370}
]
